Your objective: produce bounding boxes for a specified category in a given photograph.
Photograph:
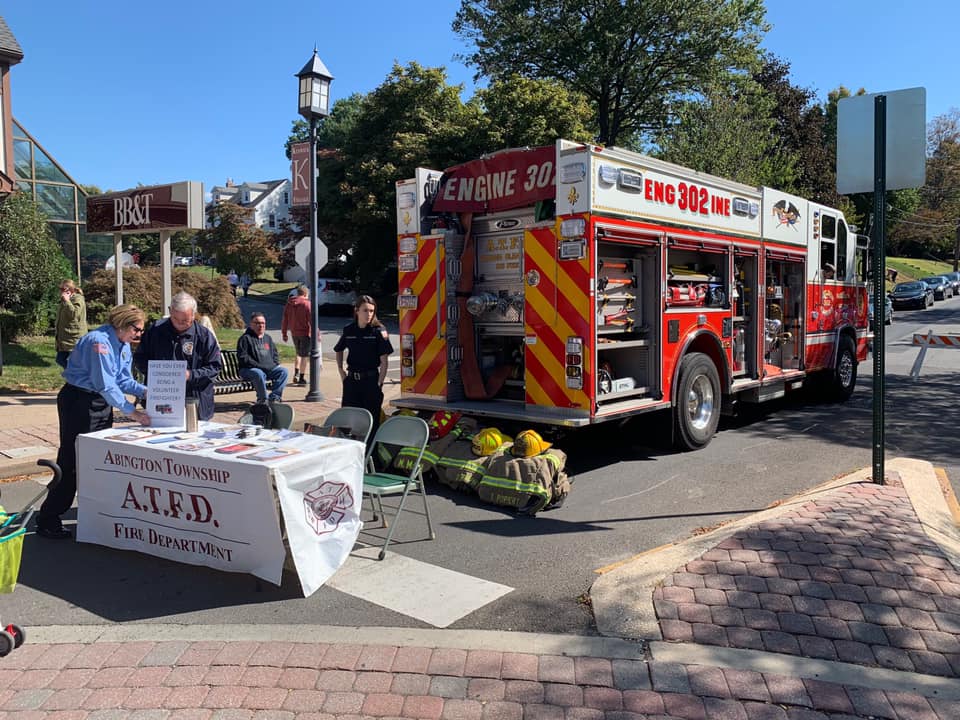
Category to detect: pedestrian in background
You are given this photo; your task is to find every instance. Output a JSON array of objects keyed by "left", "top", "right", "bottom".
[
  {"left": 240, "top": 273, "right": 252, "bottom": 297},
  {"left": 282, "top": 285, "right": 313, "bottom": 386},
  {"left": 134, "top": 292, "right": 223, "bottom": 422},
  {"left": 36, "top": 304, "right": 150, "bottom": 540},
  {"left": 335, "top": 295, "right": 393, "bottom": 439},
  {"left": 54, "top": 279, "right": 87, "bottom": 369},
  {"left": 227, "top": 270, "right": 239, "bottom": 297},
  {"left": 237, "top": 311, "right": 288, "bottom": 404}
]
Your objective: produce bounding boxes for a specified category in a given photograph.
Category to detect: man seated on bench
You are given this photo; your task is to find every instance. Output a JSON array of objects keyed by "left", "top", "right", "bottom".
[{"left": 236, "top": 311, "right": 288, "bottom": 404}]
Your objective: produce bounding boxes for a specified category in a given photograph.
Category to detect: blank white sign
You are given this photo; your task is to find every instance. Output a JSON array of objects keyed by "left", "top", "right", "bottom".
[{"left": 837, "top": 87, "right": 926, "bottom": 194}]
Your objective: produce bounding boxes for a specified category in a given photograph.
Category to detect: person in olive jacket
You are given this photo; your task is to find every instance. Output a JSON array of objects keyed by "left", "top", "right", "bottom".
[
  {"left": 236, "top": 311, "right": 288, "bottom": 403},
  {"left": 55, "top": 279, "right": 88, "bottom": 368}
]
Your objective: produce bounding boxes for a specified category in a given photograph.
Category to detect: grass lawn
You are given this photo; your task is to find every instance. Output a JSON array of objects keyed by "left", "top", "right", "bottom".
[{"left": 1, "top": 331, "right": 294, "bottom": 394}]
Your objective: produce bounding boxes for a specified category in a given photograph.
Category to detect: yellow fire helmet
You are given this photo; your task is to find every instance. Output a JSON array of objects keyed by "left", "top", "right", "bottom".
[
  {"left": 511, "top": 429, "right": 552, "bottom": 457},
  {"left": 471, "top": 427, "right": 512, "bottom": 456}
]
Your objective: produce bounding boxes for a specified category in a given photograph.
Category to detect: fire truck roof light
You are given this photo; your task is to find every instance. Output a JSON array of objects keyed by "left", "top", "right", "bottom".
[{"left": 560, "top": 218, "right": 585, "bottom": 238}]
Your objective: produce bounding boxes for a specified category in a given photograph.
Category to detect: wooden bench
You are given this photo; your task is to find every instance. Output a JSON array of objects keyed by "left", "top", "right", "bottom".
[{"left": 214, "top": 349, "right": 275, "bottom": 395}]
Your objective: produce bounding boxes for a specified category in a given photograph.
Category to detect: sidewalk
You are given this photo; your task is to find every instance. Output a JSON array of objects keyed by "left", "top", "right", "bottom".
[{"left": 1, "top": 394, "right": 959, "bottom": 716}]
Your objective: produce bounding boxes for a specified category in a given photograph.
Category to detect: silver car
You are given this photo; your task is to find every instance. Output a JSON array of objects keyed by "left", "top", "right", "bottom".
[{"left": 920, "top": 275, "right": 953, "bottom": 301}]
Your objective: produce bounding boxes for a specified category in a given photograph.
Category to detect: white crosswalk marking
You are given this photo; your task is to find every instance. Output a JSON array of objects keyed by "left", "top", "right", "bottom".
[{"left": 328, "top": 546, "right": 513, "bottom": 628}]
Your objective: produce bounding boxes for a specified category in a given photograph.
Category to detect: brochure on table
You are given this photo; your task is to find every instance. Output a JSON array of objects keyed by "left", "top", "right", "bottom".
[
  {"left": 146, "top": 360, "right": 187, "bottom": 428},
  {"left": 76, "top": 422, "right": 365, "bottom": 594}
]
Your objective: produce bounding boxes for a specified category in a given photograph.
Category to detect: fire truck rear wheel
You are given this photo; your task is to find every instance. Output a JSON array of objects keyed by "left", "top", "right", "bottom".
[
  {"left": 674, "top": 352, "right": 720, "bottom": 451},
  {"left": 831, "top": 336, "right": 858, "bottom": 401}
]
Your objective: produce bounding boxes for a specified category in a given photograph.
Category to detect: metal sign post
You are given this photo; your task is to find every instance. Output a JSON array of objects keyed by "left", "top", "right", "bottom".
[
  {"left": 871, "top": 95, "right": 886, "bottom": 485},
  {"left": 837, "top": 87, "right": 925, "bottom": 485}
]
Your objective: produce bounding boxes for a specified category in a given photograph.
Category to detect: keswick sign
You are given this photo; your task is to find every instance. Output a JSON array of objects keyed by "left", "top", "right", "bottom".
[{"left": 86, "top": 181, "right": 204, "bottom": 233}]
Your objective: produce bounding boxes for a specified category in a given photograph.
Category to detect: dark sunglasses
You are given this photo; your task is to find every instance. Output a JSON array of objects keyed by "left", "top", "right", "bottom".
[{"left": 128, "top": 324, "right": 144, "bottom": 334}]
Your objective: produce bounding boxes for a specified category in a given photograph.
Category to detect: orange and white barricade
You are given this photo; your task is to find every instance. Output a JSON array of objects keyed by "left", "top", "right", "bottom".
[{"left": 909, "top": 329, "right": 960, "bottom": 379}]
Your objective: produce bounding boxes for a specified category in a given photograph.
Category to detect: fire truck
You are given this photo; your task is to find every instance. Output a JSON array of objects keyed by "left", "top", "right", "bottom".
[{"left": 393, "top": 140, "right": 870, "bottom": 450}]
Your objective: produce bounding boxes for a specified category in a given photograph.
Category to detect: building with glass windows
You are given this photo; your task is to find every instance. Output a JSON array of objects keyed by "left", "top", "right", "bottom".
[
  {"left": 2, "top": 16, "right": 110, "bottom": 282},
  {"left": 11, "top": 119, "right": 102, "bottom": 280}
]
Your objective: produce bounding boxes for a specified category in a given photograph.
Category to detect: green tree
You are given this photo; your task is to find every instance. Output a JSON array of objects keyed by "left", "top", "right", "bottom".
[
  {"left": 453, "top": 0, "right": 768, "bottom": 146},
  {"left": 196, "top": 202, "right": 279, "bottom": 281},
  {"left": 653, "top": 73, "right": 796, "bottom": 188},
  {"left": 475, "top": 74, "right": 594, "bottom": 150},
  {"left": 888, "top": 110, "right": 960, "bottom": 261},
  {"left": 0, "top": 192, "right": 72, "bottom": 337}
]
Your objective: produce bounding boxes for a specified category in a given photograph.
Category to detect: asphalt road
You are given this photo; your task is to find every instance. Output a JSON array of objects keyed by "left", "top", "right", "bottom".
[{"left": 3, "top": 294, "right": 957, "bottom": 636}]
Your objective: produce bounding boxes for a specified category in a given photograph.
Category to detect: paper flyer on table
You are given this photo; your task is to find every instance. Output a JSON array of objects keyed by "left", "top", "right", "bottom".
[{"left": 146, "top": 360, "right": 188, "bottom": 427}]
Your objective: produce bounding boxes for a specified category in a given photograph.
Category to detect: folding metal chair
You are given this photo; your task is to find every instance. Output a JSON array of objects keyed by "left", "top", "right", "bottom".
[
  {"left": 306, "top": 407, "right": 374, "bottom": 445},
  {"left": 362, "top": 415, "right": 435, "bottom": 559}
]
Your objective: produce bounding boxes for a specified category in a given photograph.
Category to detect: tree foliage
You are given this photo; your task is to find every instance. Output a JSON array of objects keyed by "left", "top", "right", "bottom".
[
  {"left": 474, "top": 75, "right": 594, "bottom": 149},
  {"left": 453, "top": 0, "right": 768, "bottom": 146},
  {"left": 0, "top": 191, "right": 72, "bottom": 338},
  {"left": 195, "top": 202, "right": 279, "bottom": 280},
  {"left": 652, "top": 73, "right": 796, "bottom": 189},
  {"left": 888, "top": 109, "right": 960, "bottom": 261}
]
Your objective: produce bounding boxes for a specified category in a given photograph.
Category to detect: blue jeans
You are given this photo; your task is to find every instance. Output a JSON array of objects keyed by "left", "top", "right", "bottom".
[
  {"left": 55, "top": 351, "right": 71, "bottom": 369},
  {"left": 240, "top": 366, "right": 289, "bottom": 403}
]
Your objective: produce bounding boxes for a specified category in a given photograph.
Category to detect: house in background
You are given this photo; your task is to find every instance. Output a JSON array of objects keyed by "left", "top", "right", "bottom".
[
  {"left": 0, "top": 16, "right": 24, "bottom": 194},
  {"left": 208, "top": 178, "right": 293, "bottom": 233}
]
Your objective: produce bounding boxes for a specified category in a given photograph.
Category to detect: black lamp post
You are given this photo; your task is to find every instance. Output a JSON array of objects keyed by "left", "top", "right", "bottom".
[{"left": 296, "top": 49, "right": 333, "bottom": 402}]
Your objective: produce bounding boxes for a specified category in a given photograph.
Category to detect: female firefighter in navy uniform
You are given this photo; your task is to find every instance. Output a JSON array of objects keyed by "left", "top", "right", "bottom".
[{"left": 334, "top": 295, "right": 393, "bottom": 438}]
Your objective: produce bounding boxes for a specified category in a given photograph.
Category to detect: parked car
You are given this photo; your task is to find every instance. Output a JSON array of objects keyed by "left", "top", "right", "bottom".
[
  {"left": 945, "top": 271, "right": 960, "bottom": 295},
  {"left": 316, "top": 278, "right": 357, "bottom": 315},
  {"left": 890, "top": 281, "right": 934, "bottom": 310},
  {"left": 920, "top": 275, "right": 953, "bottom": 301},
  {"left": 868, "top": 295, "right": 893, "bottom": 328}
]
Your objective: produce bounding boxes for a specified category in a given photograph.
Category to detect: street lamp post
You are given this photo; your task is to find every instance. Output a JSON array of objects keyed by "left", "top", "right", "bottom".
[{"left": 296, "top": 49, "right": 333, "bottom": 402}]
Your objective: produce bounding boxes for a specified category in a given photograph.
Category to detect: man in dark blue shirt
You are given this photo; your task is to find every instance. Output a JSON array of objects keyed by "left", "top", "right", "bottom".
[{"left": 134, "top": 292, "right": 222, "bottom": 421}]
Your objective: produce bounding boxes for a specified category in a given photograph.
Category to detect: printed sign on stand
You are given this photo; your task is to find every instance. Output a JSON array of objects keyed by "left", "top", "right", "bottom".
[{"left": 147, "top": 360, "right": 187, "bottom": 428}]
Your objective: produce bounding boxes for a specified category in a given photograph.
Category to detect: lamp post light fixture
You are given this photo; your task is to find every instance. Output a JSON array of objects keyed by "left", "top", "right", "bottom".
[{"left": 296, "top": 49, "right": 333, "bottom": 402}]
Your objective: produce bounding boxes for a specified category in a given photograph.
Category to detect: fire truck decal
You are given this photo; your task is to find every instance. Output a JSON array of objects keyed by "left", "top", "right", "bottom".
[
  {"left": 524, "top": 226, "right": 591, "bottom": 409},
  {"left": 399, "top": 236, "right": 447, "bottom": 395}
]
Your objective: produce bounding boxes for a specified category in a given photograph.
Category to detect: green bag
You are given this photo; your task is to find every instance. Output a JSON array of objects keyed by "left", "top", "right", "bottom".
[{"left": 0, "top": 507, "right": 26, "bottom": 594}]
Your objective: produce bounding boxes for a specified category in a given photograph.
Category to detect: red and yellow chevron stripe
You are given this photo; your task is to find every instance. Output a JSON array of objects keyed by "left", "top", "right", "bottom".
[
  {"left": 523, "top": 224, "right": 592, "bottom": 410},
  {"left": 398, "top": 234, "right": 447, "bottom": 397}
]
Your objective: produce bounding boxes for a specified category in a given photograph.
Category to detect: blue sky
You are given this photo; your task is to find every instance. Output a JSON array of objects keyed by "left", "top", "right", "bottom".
[{"left": 5, "top": 1, "right": 957, "bottom": 198}]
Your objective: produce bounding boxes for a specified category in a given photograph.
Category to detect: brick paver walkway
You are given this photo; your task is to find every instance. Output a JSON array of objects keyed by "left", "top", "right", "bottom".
[
  {"left": 2, "top": 638, "right": 957, "bottom": 719},
  {"left": 653, "top": 481, "right": 960, "bottom": 680}
]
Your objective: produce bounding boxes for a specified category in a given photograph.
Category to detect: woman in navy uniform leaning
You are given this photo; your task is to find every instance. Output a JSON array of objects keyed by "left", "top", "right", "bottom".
[
  {"left": 334, "top": 295, "right": 393, "bottom": 439},
  {"left": 36, "top": 304, "right": 150, "bottom": 539}
]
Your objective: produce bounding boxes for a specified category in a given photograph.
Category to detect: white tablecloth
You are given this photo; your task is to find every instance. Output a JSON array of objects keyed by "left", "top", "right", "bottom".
[{"left": 76, "top": 423, "right": 364, "bottom": 596}]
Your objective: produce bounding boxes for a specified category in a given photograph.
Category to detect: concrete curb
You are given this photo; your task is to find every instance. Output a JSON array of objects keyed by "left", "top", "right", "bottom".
[
  {"left": 22, "top": 623, "right": 645, "bottom": 660},
  {"left": 589, "top": 457, "right": 947, "bottom": 641}
]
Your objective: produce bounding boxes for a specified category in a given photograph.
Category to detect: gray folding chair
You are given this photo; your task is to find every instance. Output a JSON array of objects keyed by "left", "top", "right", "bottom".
[
  {"left": 307, "top": 407, "right": 374, "bottom": 445},
  {"left": 362, "top": 415, "right": 435, "bottom": 559}
]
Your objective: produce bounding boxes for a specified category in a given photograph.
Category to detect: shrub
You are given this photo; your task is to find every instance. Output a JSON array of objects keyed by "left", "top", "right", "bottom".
[
  {"left": 82, "top": 267, "right": 244, "bottom": 329},
  {"left": 0, "top": 192, "right": 72, "bottom": 339}
]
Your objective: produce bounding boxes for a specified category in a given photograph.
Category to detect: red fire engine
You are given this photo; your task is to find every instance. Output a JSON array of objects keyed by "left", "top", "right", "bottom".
[{"left": 394, "top": 140, "right": 870, "bottom": 449}]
